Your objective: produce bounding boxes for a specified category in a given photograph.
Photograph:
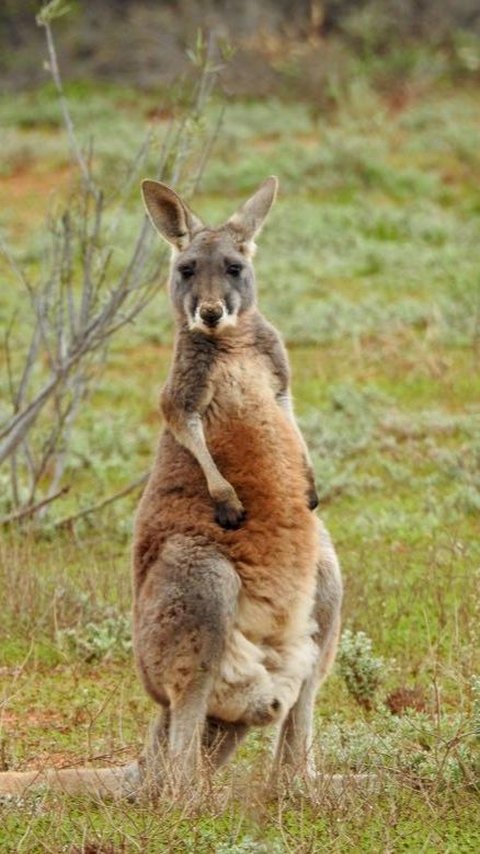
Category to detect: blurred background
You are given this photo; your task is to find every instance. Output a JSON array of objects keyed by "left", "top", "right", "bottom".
[
  {"left": 1, "top": 3, "right": 480, "bottom": 849},
  {"left": 2, "top": 0, "right": 480, "bottom": 94}
]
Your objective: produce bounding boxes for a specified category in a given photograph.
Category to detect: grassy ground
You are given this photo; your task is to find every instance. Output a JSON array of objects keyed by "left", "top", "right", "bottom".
[{"left": 1, "top": 72, "right": 480, "bottom": 851}]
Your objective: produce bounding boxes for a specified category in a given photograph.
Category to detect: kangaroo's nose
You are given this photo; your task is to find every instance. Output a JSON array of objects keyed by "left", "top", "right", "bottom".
[{"left": 199, "top": 303, "right": 223, "bottom": 327}]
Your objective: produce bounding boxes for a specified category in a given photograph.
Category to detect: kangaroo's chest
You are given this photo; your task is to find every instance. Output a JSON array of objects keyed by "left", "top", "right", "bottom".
[
  {"left": 206, "top": 351, "right": 280, "bottom": 421},
  {"left": 202, "top": 348, "right": 305, "bottom": 492}
]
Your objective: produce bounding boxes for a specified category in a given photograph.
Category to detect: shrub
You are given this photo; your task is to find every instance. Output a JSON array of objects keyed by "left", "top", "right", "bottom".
[{"left": 337, "top": 629, "right": 384, "bottom": 709}]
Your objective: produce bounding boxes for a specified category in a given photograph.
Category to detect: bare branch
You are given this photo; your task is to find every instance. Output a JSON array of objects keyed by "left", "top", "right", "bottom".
[
  {"left": 44, "top": 373, "right": 86, "bottom": 504},
  {"left": 9, "top": 452, "right": 20, "bottom": 510},
  {"left": 192, "top": 105, "right": 225, "bottom": 195},
  {"left": 3, "top": 312, "right": 18, "bottom": 408},
  {"left": 0, "top": 486, "right": 70, "bottom": 527},
  {"left": 39, "top": 17, "right": 97, "bottom": 196},
  {"left": 55, "top": 473, "right": 149, "bottom": 528},
  {"left": 0, "top": 236, "right": 32, "bottom": 292}
]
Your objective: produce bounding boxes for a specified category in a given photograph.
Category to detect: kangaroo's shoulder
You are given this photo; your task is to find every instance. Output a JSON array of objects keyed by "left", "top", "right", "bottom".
[
  {"left": 161, "top": 327, "right": 218, "bottom": 416},
  {"left": 250, "top": 311, "right": 290, "bottom": 391}
]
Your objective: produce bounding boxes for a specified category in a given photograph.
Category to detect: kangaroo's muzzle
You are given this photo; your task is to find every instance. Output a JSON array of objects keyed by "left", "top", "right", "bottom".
[{"left": 198, "top": 303, "right": 224, "bottom": 327}]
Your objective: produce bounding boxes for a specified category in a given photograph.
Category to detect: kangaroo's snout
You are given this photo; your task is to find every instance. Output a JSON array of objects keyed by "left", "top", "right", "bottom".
[
  {"left": 189, "top": 296, "right": 237, "bottom": 335},
  {"left": 199, "top": 302, "right": 224, "bottom": 327}
]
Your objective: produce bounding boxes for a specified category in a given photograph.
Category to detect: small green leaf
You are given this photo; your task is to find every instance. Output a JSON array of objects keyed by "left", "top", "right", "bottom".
[{"left": 36, "top": 0, "right": 71, "bottom": 27}]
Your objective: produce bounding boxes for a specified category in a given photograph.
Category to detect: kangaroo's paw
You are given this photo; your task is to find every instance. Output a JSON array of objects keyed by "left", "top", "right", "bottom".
[
  {"left": 305, "top": 469, "right": 319, "bottom": 510},
  {"left": 214, "top": 498, "right": 246, "bottom": 530}
]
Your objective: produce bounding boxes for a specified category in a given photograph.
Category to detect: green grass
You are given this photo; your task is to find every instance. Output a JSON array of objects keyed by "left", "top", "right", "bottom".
[
  {"left": 1, "top": 69, "right": 480, "bottom": 850},
  {"left": 1, "top": 790, "right": 480, "bottom": 852}
]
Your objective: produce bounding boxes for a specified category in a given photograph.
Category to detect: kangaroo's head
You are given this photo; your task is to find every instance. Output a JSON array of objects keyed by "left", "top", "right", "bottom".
[{"left": 141, "top": 176, "right": 278, "bottom": 336}]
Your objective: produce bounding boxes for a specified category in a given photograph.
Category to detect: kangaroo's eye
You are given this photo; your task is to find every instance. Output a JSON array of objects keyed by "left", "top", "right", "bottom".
[
  {"left": 226, "top": 264, "right": 242, "bottom": 277},
  {"left": 178, "top": 264, "right": 195, "bottom": 279}
]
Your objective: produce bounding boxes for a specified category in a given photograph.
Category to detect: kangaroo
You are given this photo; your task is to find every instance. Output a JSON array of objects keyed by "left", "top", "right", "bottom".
[
  {"left": 132, "top": 176, "right": 342, "bottom": 791},
  {"left": 0, "top": 177, "right": 342, "bottom": 802}
]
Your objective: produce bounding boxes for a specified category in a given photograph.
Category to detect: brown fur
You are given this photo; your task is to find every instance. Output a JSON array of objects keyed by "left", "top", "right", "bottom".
[{"left": 135, "top": 315, "right": 317, "bottom": 605}]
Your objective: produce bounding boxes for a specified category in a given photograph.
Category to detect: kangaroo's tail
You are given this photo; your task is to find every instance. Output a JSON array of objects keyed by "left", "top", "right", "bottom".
[{"left": 0, "top": 764, "right": 138, "bottom": 799}]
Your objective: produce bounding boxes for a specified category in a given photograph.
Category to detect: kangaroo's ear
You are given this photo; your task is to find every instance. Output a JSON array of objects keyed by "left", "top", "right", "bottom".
[
  {"left": 226, "top": 176, "right": 278, "bottom": 252},
  {"left": 141, "top": 180, "right": 204, "bottom": 250}
]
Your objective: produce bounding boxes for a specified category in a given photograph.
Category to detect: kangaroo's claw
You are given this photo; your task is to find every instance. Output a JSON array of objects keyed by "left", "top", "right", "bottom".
[{"left": 214, "top": 500, "right": 246, "bottom": 530}]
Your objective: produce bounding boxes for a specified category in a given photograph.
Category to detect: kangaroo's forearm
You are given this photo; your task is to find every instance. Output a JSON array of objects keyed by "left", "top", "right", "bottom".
[
  {"left": 164, "top": 408, "right": 245, "bottom": 528},
  {"left": 167, "top": 411, "right": 232, "bottom": 501},
  {"left": 161, "top": 358, "right": 245, "bottom": 528}
]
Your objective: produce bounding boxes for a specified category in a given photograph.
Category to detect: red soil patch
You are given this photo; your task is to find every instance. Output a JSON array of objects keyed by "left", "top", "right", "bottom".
[
  {"left": 1, "top": 709, "right": 66, "bottom": 732},
  {"left": 0, "top": 163, "right": 74, "bottom": 238},
  {"left": 24, "top": 750, "right": 83, "bottom": 770}
]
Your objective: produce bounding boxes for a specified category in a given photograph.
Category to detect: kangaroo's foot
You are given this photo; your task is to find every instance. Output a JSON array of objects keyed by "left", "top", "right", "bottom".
[
  {"left": 135, "top": 716, "right": 250, "bottom": 801},
  {"left": 204, "top": 717, "right": 249, "bottom": 769}
]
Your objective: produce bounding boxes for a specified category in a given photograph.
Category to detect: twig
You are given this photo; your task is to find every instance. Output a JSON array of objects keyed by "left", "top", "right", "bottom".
[
  {"left": 0, "top": 236, "right": 32, "bottom": 293},
  {"left": 39, "top": 17, "right": 97, "bottom": 195},
  {"left": 0, "top": 486, "right": 70, "bottom": 526},
  {"left": 192, "top": 105, "right": 225, "bottom": 195},
  {"left": 55, "top": 472, "right": 150, "bottom": 528},
  {"left": 44, "top": 375, "right": 86, "bottom": 506},
  {"left": 10, "top": 452, "right": 20, "bottom": 510}
]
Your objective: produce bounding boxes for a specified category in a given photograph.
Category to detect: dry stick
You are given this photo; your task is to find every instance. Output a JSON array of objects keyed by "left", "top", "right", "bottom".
[
  {"left": 0, "top": 486, "right": 70, "bottom": 526},
  {"left": 55, "top": 472, "right": 150, "bottom": 528},
  {"left": 192, "top": 105, "right": 225, "bottom": 195},
  {"left": 43, "top": 377, "right": 86, "bottom": 505},
  {"left": 41, "top": 19, "right": 97, "bottom": 196},
  {"left": 106, "top": 130, "right": 153, "bottom": 240},
  {"left": 3, "top": 312, "right": 17, "bottom": 408},
  {"left": 0, "top": 240, "right": 41, "bottom": 415}
]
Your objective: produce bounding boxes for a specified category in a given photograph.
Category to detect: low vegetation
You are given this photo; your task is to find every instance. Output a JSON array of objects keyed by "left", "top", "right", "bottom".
[{"left": 1, "top": 32, "right": 480, "bottom": 851}]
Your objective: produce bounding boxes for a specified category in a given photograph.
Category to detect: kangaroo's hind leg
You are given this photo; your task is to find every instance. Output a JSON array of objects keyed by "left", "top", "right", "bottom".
[
  {"left": 130, "top": 712, "right": 248, "bottom": 799},
  {"left": 204, "top": 717, "right": 249, "bottom": 770},
  {"left": 134, "top": 535, "right": 240, "bottom": 792},
  {"left": 273, "top": 520, "right": 342, "bottom": 779}
]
